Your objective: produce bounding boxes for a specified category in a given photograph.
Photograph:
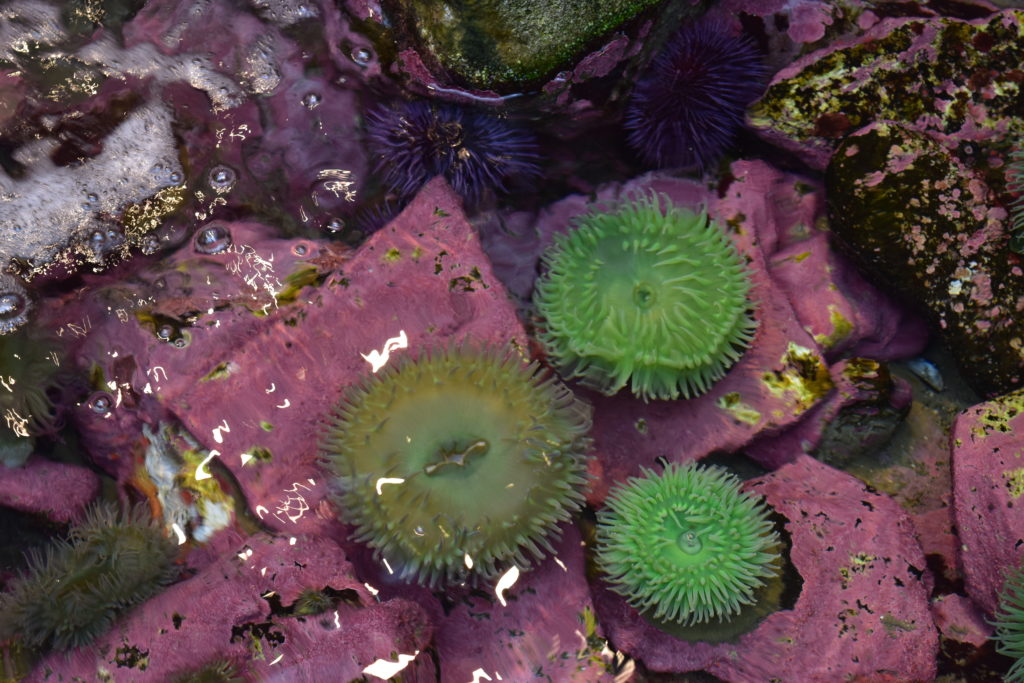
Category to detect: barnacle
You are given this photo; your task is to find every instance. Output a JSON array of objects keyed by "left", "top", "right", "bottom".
[
  {"left": 320, "top": 344, "right": 592, "bottom": 586},
  {"left": 596, "top": 462, "right": 781, "bottom": 625},
  {"left": 0, "top": 503, "right": 178, "bottom": 651},
  {"left": 992, "top": 561, "right": 1024, "bottom": 681},
  {"left": 534, "top": 196, "right": 756, "bottom": 401}
]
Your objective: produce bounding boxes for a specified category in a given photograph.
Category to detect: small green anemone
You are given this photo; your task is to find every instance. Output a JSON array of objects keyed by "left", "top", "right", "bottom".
[
  {"left": 596, "top": 462, "right": 780, "bottom": 625},
  {"left": 533, "top": 196, "right": 756, "bottom": 401},
  {"left": 992, "top": 561, "right": 1024, "bottom": 681},
  {"left": 0, "top": 503, "right": 178, "bottom": 651},
  {"left": 320, "top": 344, "right": 592, "bottom": 586}
]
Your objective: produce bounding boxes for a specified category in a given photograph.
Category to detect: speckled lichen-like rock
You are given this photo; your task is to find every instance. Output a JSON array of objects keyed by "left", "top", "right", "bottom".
[
  {"left": 390, "top": 0, "right": 673, "bottom": 91},
  {"left": 751, "top": 10, "right": 1024, "bottom": 169},
  {"left": 826, "top": 121, "right": 1024, "bottom": 396}
]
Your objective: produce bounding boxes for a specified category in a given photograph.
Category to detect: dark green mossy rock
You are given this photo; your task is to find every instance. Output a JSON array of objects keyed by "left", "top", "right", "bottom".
[
  {"left": 388, "top": 0, "right": 671, "bottom": 91},
  {"left": 752, "top": 10, "right": 1024, "bottom": 166},
  {"left": 826, "top": 121, "right": 1024, "bottom": 396}
]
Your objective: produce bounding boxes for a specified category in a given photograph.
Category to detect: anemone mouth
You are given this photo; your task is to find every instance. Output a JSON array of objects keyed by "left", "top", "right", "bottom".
[
  {"left": 534, "top": 195, "right": 756, "bottom": 401},
  {"left": 320, "top": 344, "right": 592, "bottom": 587},
  {"left": 596, "top": 462, "right": 781, "bottom": 626}
]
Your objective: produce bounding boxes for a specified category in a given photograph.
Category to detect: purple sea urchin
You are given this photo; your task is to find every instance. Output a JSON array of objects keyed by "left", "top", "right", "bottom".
[
  {"left": 0, "top": 503, "right": 178, "bottom": 651},
  {"left": 320, "top": 344, "right": 591, "bottom": 586},
  {"left": 625, "top": 19, "right": 768, "bottom": 170},
  {"left": 364, "top": 100, "right": 539, "bottom": 202},
  {"left": 596, "top": 462, "right": 781, "bottom": 625},
  {"left": 533, "top": 195, "right": 755, "bottom": 401}
]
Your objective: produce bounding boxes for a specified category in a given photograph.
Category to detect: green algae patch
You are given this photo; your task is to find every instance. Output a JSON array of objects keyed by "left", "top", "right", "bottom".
[
  {"left": 813, "top": 304, "right": 855, "bottom": 351},
  {"left": 970, "top": 390, "right": 1024, "bottom": 439},
  {"left": 762, "top": 342, "right": 834, "bottom": 414},
  {"left": 200, "top": 361, "right": 237, "bottom": 382},
  {"left": 752, "top": 11, "right": 1024, "bottom": 146},
  {"left": 1003, "top": 468, "right": 1024, "bottom": 498},
  {"left": 382, "top": 247, "right": 402, "bottom": 263},
  {"left": 394, "top": 0, "right": 669, "bottom": 90},
  {"left": 717, "top": 391, "right": 762, "bottom": 426},
  {"left": 274, "top": 266, "right": 328, "bottom": 307}
]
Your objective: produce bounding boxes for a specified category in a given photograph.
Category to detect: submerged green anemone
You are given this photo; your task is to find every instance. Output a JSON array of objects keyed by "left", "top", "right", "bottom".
[
  {"left": 0, "top": 327, "right": 66, "bottom": 466},
  {"left": 534, "top": 196, "right": 756, "bottom": 401},
  {"left": 0, "top": 503, "right": 178, "bottom": 651},
  {"left": 596, "top": 462, "right": 780, "bottom": 625},
  {"left": 992, "top": 562, "right": 1024, "bottom": 681},
  {"left": 320, "top": 344, "right": 592, "bottom": 586}
]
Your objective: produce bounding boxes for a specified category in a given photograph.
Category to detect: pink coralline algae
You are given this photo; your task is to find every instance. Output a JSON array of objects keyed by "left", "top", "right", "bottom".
[
  {"left": 28, "top": 534, "right": 432, "bottom": 682},
  {"left": 952, "top": 389, "right": 1024, "bottom": 615}
]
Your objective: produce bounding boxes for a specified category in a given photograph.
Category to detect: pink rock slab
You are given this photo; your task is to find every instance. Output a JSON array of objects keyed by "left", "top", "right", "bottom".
[
  {"left": 75, "top": 177, "right": 525, "bottom": 541},
  {"left": 435, "top": 523, "right": 616, "bottom": 682},
  {"left": 930, "top": 593, "right": 992, "bottom": 649},
  {"left": 593, "top": 455, "right": 937, "bottom": 681},
  {"left": 952, "top": 389, "right": 1024, "bottom": 614},
  {"left": 28, "top": 533, "right": 433, "bottom": 682},
  {"left": 0, "top": 456, "right": 100, "bottom": 523}
]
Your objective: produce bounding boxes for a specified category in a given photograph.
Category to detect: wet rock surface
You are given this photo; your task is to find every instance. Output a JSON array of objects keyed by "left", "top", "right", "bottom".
[
  {"left": 751, "top": 9, "right": 1024, "bottom": 170},
  {"left": 827, "top": 121, "right": 1023, "bottom": 397}
]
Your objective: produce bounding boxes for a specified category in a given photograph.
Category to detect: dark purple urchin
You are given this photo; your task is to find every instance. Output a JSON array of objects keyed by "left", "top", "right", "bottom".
[
  {"left": 625, "top": 20, "right": 768, "bottom": 170},
  {"left": 364, "top": 100, "right": 540, "bottom": 202}
]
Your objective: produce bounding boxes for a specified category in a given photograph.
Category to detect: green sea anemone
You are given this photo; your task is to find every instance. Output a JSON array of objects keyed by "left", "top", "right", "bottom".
[
  {"left": 533, "top": 196, "right": 755, "bottom": 401},
  {"left": 992, "top": 561, "right": 1024, "bottom": 681},
  {"left": 320, "top": 344, "right": 592, "bottom": 586},
  {"left": 596, "top": 462, "right": 780, "bottom": 625},
  {"left": 0, "top": 503, "right": 178, "bottom": 651},
  {"left": 0, "top": 327, "right": 66, "bottom": 466}
]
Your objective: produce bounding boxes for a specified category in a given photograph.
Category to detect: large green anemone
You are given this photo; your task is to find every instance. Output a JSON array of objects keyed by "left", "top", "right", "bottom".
[
  {"left": 596, "top": 462, "right": 780, "bottom": 625},
  {"left": 320, "top": 344, "right": 592, "bottom": 586},
  {"left": 533, "top": 196, "right": 756, "bottom": 401},
  {"left": 0, "top": 503, "right": 178, "bottom": 651},
  {"left": 992, "top": 562, "right": 1024, "bottom": 681}
]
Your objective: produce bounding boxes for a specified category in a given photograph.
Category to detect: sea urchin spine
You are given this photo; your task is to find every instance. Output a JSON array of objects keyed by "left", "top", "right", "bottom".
[
  {"left": 364, "top": 100, "right": 540, "bottom": 203},
  {"left": 320, "top": 343, "right": 592, "bottom": 587},
  {"left": 596, "top": 462, "right": 781, "bottom": 626},
  {"left": 625, "top": 19, "right": 768, "bottom": 170},
  {"left": 533, "top": 195, "right": 756, "bottom": 401}
]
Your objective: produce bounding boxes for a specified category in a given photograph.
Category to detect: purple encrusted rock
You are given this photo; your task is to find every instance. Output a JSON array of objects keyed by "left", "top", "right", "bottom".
[
  {"left": 435, "top": 523, "right": 617, "bottom": 682},
  {"left": 952, "top": 390, "right": 1024, "bottom": 614},
  {"left": 592, "top": 455, "right": 938, "bottom": 681},
  {"left": 28, "top": 534, "right": 433, "bottom": 682},
  {"left": 0, "top": 456, "right": 100, "bottom": 524}
]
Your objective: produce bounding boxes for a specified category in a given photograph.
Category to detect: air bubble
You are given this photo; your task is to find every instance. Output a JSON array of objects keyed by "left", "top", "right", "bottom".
[
  {"left": 194, "top": 224, "right": 232, "bottom": 254},
  {"left": 208, "top": 165, "right": 237, "bottom": 192},
  {"left": 157, "top": 324, "right": 175, "bottom": 340},
  {"left": 173, "top": 337, "right": 188, "bottom": 348},
  {"left": 170, "top": 171, "right": 183, "bottom": 184},
  {"left": 302, "top": 92, "right": 321, "bottom": 109},
  {"left": 86, "top": 193, "right": 98, "bottom": 202},
  {"left": 89, "top": 393, "right": 113, "bottom": 414},
  {"left": 293, "top": 244, "right": 308, "bottom": 256},
  {"left": 350, "top": 47, "right": 372, "bottom": 67},
  {"left": 324, "top": 217, "right": 344, "bottom": 233}
]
